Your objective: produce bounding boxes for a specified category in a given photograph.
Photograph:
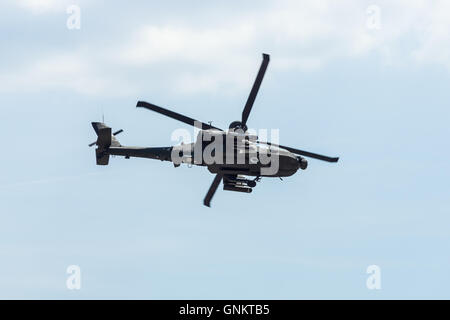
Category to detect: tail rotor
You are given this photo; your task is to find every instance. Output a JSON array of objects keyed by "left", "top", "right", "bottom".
[{"left": 89, "top": 122, "right": 123, "bottom": 165}]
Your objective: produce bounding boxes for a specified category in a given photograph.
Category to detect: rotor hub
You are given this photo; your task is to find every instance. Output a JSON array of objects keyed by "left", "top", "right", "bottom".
[{"left": 228, "top": 121, "right": 248, "bottom": 132}]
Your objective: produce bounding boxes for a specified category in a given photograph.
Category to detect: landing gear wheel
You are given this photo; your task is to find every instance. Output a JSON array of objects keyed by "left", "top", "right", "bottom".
[{"left": 247, "top": 180, "right": 256, "bottom": 188}]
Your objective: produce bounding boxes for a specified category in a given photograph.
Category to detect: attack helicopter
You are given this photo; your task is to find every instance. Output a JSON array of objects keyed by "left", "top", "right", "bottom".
[{"left": 89, "top": 53, "right": 339, "bottom": 207}]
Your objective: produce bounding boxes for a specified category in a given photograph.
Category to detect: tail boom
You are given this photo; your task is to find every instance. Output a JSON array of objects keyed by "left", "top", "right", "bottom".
[{"left": 107, "top": 147, "right": 172, "bottom": 161}]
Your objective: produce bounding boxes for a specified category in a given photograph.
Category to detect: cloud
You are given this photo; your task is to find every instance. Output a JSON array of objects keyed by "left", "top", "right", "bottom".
[
  {"left": 16, "top": 0, "right": 66, "bottom": 14},
  {"left": 409, "top": 1, "right": 450, "bottom": 68},
  {"left": 0, "top": 53, "right": 134, "bottom": 96},
  {"left": 0, "top": 54, "right": 100, "bottom": 95},
  {"left": 121, "top": 25, "right": 256, "bottom": 65},
  {"left": 118, "top": 24, "right": 261, "bottom": 94},
  {"left": 3, "top": 0, "right": 450, "bottom": 96}
]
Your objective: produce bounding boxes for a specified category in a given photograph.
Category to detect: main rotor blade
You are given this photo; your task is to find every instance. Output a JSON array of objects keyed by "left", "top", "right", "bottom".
[
  {"left": 137, "top": 101, "right": 222, "bottom": 131},
  {"left": 203, "top": 174, "right": 223, "bottom": 207},
  {"left": 241, "top": 53, "right": 270, "bottom": 127},
  {"left": 262, "top": 142, "right": 339, "bottom": 163}
]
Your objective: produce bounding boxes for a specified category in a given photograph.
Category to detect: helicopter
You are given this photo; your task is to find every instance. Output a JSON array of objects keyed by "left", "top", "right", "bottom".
[{"left": 89, "top": 53, "right": 339, "bottom": 207}]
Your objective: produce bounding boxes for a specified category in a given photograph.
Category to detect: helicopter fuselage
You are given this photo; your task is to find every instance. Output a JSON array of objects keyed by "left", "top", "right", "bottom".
[
  {"left": 90, "top": 53, "right": 337, "bottom": 207},
  {"left": 106, "top": 129, "right": 307, "bottom": 178}
]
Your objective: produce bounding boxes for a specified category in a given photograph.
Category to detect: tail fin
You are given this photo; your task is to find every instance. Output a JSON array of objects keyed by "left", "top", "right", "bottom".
[{"left": 91, "top": 122, "right": 121, "bottom": 165}]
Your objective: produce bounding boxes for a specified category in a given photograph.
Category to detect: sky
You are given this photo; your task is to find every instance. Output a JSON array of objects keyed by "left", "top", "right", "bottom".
[{"left": 0, "top": 0, "right": 449, "bottom": 299}]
